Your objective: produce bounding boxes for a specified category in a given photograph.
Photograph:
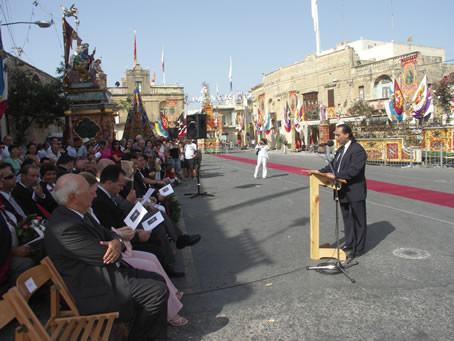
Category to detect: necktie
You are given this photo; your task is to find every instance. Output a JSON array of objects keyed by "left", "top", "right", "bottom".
[{"left": 336, "top": 146, "right": 345, "bottom": 173}]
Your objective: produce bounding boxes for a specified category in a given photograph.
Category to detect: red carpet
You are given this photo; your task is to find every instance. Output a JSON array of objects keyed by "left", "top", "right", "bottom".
[{"left": 214, "top": 154, "right": 454, "bottom": 208}]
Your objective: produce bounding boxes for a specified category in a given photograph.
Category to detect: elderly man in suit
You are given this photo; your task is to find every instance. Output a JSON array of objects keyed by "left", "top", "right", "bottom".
[
  {"left": 318, "top": 124, "right": 367, "bottom": 259},
  {"left": 44, "top": 174, "right": 169, "bottom": 340}
]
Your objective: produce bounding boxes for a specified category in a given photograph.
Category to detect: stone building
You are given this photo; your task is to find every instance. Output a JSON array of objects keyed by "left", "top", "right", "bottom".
[
  {"left": 108, "top": 63, "right": 184, "bottom": 139},
  {"left": 250, "top": 38, "right": 454, "bottom": 150}
]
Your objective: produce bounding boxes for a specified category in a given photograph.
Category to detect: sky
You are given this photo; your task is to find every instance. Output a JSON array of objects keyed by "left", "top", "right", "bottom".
[{"left": 1, "top": 0, "right": 453, "bottom": 109}]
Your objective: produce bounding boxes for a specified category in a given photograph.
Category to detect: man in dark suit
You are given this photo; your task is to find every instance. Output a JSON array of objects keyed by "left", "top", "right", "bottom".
[
  {"left": 55, "top": 153, "right": 74, "bottom": 179},
  {"left": 45, "top": 174, "right": 168, "bottom": 340},
  {"left": 12, "top": 164, "right": 51, "bottom": 218},
  {"left": 39, "top": 163, "right": 58, "bottom": 213},
  {"left": 319, "top": 124, "right": 367, "bottom": 258},
  {"left": 93, "top": 165, "right": 200, "bottom": 277}
]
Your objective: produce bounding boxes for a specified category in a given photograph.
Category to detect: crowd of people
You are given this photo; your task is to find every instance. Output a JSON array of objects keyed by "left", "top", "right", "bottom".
[{"left": 0, "top": 133, "right": 203, "bottom": 340}]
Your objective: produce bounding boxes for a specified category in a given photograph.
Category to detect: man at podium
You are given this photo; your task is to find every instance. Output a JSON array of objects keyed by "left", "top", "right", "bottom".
[{"left": 318, "top": 124, "right": 367, "bottom": 259}]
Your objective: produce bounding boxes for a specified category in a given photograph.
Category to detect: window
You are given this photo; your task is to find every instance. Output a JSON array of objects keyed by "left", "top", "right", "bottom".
[
  {"left": 382, "top": 87, "right": 390, "bottom": 99},
  {"left": 135, "top": 81, "right": 142, "bottom": 92},
  {"left": 328, "top": 89, "right": 335, "bottom": 107},
  {"left": 359, "top": 86, "right": 365, "bottom": 100}
]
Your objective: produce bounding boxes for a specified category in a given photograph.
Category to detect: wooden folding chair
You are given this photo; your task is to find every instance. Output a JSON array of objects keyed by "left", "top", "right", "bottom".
[
  {"left": 40, "top": 257, "right": 129, "bottom": 339},
  {"left": 4, "top": 262, "right": 119, "bottom": 340}
]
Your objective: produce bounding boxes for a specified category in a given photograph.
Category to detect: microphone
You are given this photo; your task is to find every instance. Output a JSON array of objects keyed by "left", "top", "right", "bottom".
[{"left": 317, "top": 141, "right": 334, "bottom": 147}]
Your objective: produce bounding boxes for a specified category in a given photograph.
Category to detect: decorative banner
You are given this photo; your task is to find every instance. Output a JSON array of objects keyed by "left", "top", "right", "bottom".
[
  {"left": 327, "top": 107, "right": 336, "bottom": 119},
  {"left": 319, "top": 104, "right": 326, "bottom": 120},
  {"left": 256, "top": 108, "right": 262, "bottom": 135},
  {"left": 385, "top": 87, "right": 405, "bottom": 122},
  {"left": 393, "top": 79, "right": 404, "bottom": 115},
  {"left": 177, "top": 112, "right": 187, "bottom": 138},
  {"left": 264, "top": 105, "right": 272, "bottom": 135},
  {"left": 283, "top": 102, "right": 291, "bottom": 133},
  {"left": 412, "top": 74, "right": 427, "bottom": 114},
  {"left": 294, "top": 98, "right": 303, "bottom": 133},
  {"left": 166, "top": 99, "right": 178, "bottom": 122},
  {"left": 258, "top": 94, "right": 265, "bottom": 125},
  {"left": 401, "top": 54, "right": 418, "bottom": 98},
  {"left": 123, "top": 88, "right": 155, "bottom": 140},
  {"left": 289, "top": 91, "right": 297, "bottom": 116}
]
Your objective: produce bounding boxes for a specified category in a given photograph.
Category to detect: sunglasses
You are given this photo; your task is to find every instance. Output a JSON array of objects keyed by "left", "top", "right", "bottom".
[{"left": 2, "top": 174, "right": 15, "bottom": 180}]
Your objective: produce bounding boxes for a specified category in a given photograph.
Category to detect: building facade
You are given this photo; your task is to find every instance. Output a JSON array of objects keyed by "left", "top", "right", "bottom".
[
  {"left": 250, "top": 39, "right": 454, "bottom": 150},
  {"left": 108, "top": 63, "right": 184, "bottom": 139}
]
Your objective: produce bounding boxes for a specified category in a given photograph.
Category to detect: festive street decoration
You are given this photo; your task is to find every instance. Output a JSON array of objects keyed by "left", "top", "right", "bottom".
[
  {"left": 401, "top": 54, "right": 418, "bottom": 99},
  {"left": 283, "top": 102, "right": 291, "bottom": 132},
  {"left": 264, "top": 106, "right": 272, "bottom": 135},
  {"left": 393, "top": 79, "right": 404, "bottom": 115},
  {"left": 385, "top": 86, "right": 405, "bottom": 122},
  {"left": 123, "top": 88, "right": 155, "bottom": 140},
  {"left": 412, "top": 75, "right": 433, "bottom": 119}
]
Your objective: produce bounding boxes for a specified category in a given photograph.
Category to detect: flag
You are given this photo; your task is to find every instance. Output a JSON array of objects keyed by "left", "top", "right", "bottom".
[
  {"left": 283, "top": 102, "right": 291, "bottom": 133},
  {"left": 393, "top": 79, "right": 404, "bottom": 115},
  {"left": 161, "top": 48, "right": 165, "bottom": 72},
  {"left": 311, "top": 0, "right": 320, "bottom": 53},
  {"left": 311, "top": 0, "right": 319, "bottom": 33},
  {"left": 229, "top": 56, "right": 232, "bottom": 92},
  {"left": 264, "top": 106, "right": 272, "bottom": 135},
  {"left": 177, "top": 112, "right": 187, "bottom": 138},
  {"left": 385, "top": 88, "right": 405, "bottom": 122},
  {"left": 133, "top": 30, "right": 137, "bottom": 64},
  {"left": 413, "top": 82, "right": 432, "bottom": 119},
  {"left": 161, "top": 48, "right": 165, "bottom": 85},
  {"left": 152, "top": 72, "right": 156, "bottom": 83},
  {"left": 62, "top": 18, "right": 75, "bottom": 68},
  {"left": 294, "top": 99, "right": 303, "bottom": 133},
  {"left": 155, "top": 110, "right": 169, "bottom": 137},
  {"left": 0, "top": 28, "right": 7, "bottom": 119},
  {"left": 256, "top": 109, "right": 262, "bottom": 135},
  {"left": 412, "top": 74, "right": 428, "bottom": 116}
]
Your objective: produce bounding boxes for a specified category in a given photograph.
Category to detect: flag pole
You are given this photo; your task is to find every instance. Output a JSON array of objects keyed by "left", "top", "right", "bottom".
[
  {"left": 311, "top": 0, "right": 321, "bottom": 55},
  {"left": 162, "top": 47, "right": 165, "bottom": 85}
]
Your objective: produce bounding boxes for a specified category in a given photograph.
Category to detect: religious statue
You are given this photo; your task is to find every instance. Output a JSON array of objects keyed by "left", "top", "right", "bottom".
[{"left": 89, "top": 59, "right": 107, "bottom": 88}]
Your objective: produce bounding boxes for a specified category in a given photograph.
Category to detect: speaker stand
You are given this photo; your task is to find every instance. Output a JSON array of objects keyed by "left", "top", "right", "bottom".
[{"left": 184, "top": 169, "right": 214, "bottom": 199}]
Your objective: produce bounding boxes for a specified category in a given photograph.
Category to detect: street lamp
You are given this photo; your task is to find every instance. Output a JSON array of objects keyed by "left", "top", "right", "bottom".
[{"left": 0, "top": 20, "right": 53, "bottom": 28}]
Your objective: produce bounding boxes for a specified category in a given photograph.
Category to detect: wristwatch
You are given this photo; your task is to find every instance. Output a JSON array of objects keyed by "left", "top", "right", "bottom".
[{"left": 118, "top": 237, "right": 126, "bottom": 252}]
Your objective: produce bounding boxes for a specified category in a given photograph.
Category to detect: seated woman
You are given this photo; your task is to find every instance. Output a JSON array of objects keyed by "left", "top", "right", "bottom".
[{"left": 79, "top": 172, "right": 188, "bottom": 327}]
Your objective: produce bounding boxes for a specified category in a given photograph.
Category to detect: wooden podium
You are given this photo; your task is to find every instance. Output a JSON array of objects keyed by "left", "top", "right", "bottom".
[{"left": 307, "top": 171, "right": 347, "bottom": 261}]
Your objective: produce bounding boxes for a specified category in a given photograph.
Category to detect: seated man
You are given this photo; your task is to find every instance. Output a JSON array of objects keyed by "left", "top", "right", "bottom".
[
  {"left": 45, "top": 174, "right": 169, "bottom": 340},
  {"left": 0, "top": 167, "right": 35, "bottom": 289},
  {"left": 39, "top": 163, "right": 58, "bottom": 213},
  {"left": 12, "top": 164, "right": 50, "bottom": 217},
  {"left": 93, "top": 165, "right": 201, "bottom": 277}
]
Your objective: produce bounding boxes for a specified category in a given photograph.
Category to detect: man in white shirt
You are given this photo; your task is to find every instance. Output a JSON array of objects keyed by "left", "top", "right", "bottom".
[{"left": 184, "top": 139, "right": 198, "bottom": 178}]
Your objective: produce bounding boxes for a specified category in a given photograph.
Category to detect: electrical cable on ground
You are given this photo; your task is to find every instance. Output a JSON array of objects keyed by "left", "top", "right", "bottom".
[{"left": 185, "top": 265, "right": 308, "bottom": 296}]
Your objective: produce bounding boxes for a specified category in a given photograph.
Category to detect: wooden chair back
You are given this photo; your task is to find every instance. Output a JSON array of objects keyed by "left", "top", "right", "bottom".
[
  {"left": 5, "top": 260, "right": 119, "bottom": 340},
  {"left": 0, "top": 298, "right": 16, "bottom": 329}
]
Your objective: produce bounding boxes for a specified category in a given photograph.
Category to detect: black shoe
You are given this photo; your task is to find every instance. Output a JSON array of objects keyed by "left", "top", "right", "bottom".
[
  {"left": 176, "top": 234, "right": 201, "bottom": 249},
  {"left": 341, "top": 245, "right": 353, "bottom": 251}
]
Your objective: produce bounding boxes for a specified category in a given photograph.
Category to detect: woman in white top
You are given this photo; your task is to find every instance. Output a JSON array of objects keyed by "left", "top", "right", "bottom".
[{"left": 254, "top": 138, "right": 269, "bottom": 179}]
